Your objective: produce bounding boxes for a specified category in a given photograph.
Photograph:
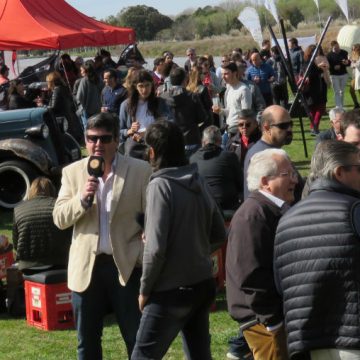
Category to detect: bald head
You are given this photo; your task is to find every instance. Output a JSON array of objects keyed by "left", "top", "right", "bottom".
[
  {"left": 261, "top": 105, "right": 293, "bottom": 147},
  {"left": 250, "top": 52, "right": 262, "bottom": 67}
]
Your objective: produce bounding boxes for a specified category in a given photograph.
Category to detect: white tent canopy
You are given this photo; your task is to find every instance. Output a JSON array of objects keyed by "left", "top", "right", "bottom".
[{"left": 337, "top": 25, "right": 360, "bottom": 52}]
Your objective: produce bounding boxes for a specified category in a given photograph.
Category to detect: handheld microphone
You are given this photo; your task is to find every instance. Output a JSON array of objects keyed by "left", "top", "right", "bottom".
[{"left": 86, "top": 155, "right": 105, "bottom": 208}]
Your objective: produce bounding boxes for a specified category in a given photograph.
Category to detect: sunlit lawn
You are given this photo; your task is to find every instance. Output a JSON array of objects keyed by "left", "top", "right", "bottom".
[{"left": 0, "top": 82, "right": 355, "bottom": 359}]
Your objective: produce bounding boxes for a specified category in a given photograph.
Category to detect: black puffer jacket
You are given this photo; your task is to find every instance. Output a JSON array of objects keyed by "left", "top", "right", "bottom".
[
  {"left": 274, "top": 178, "right": 360, "bottom": 358},
  {"left": 13, "top": 196, "right": 72, "bottom": 270}
]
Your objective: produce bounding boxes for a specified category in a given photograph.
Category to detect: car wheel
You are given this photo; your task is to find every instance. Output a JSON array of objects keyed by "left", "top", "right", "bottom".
[{"left": 0, "top": 160, "right": 39, "bottom": 209}]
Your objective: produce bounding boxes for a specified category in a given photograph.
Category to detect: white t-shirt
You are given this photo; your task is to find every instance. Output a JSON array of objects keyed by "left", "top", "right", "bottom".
[
  {"left": 136, "top": 100, "right": 155, "bottom": 132},
  {"left": 223, "top": 81, "right": 252, "bottom": 128}
]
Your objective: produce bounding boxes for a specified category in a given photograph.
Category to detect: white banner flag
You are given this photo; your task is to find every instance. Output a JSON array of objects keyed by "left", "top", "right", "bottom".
[
  {"left": 264, "top": 0, "right": 280, "bottom": 24},
  {"left": 313, "top": 0, "right": 319, "bottom": 9},
  {"left": 334, "top": 0, "right": 349, "bottom": 22},
  {"left": 238, "top": 7, "right": 263, "bottom": 48}
]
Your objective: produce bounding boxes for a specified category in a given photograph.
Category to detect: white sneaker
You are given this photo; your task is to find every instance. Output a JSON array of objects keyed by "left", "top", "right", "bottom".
[{"left": 226, "top": 352, "right": 240, "bottom": 360}]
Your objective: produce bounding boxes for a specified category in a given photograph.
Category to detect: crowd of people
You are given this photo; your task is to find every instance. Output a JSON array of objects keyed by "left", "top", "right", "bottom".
[{"left": 7, "top": 38, "right": 360, "bottom": 360}]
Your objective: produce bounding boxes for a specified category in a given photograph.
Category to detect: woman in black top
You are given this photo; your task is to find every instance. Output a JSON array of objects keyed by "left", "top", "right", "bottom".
[{"left": 8, "top": 79, "right": 36, "bottom": 110}]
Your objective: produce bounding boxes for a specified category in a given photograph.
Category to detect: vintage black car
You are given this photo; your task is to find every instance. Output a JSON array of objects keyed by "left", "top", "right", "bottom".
[{"left": 0, "top": 107, "right": 81, "bottom": 208}]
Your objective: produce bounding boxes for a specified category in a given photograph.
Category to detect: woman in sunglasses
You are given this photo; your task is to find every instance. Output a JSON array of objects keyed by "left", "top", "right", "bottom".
[{"left": 119, "top": 69, "right": 172, "bottom": 159}]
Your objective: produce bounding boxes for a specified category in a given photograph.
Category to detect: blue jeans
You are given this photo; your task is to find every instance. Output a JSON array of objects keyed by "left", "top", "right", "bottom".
[
  {"left": 72, "top": 258, "right": 141, "bottom": 360},
  {"left": 131, "top": 278, "right": 216, "bottom": 360}
]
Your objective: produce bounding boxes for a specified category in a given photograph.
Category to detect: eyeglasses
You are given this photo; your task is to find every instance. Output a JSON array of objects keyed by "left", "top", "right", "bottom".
[
  {"left": 86, "top": 135, "right": 113, "bottom": 144},
  {"left": 270, "top": 121, "right": 293, "bottom": 130},
  {"left": 278, "top": 170, "right": 298, "bottom": 179},
  {"left": 238, "top": 122, "right": 252, "bottom": 128},
  {"left": 187, "top": 53, "right": 195, "bottom": 57}
]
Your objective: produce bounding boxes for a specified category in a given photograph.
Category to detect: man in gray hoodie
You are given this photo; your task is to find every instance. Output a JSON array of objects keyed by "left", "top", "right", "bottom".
[{"left": 131, "top": 120, "right": 226, "bottom": 360}]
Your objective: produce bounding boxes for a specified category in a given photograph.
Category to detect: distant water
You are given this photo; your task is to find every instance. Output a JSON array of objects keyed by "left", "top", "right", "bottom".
[{"left": 15, "top": 56, "right": 223, "bottom": 74}]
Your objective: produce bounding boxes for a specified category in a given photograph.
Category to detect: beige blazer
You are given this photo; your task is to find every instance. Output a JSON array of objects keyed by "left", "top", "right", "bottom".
[{"left": 53, "top": 153, "right": 152, "bottom": 292}]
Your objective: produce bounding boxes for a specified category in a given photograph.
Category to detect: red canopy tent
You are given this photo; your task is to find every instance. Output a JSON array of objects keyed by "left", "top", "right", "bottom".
[{"left": 0, "top": 0, "right": 135, "bottom": 50}]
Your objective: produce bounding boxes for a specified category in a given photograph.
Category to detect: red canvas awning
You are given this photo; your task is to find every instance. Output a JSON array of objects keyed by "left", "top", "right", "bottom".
[{"left": 0, "top": 0, "right": 135, "bottom": 50}]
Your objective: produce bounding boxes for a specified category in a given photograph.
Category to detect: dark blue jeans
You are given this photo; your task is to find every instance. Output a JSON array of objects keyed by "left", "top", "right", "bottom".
[
  {"left": 131, "top": 277, "right": 216, "bottom": 360},
  {"left": 72, "top": 258, "right": 141, "bottom": 360}
]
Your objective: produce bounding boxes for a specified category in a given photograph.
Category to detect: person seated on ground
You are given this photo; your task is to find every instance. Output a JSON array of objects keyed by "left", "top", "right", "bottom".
[
  {"left": 190, "top": 125, "right": 242, "bottom": 210},
  {"left": 226, "top": 109, "right": 261, "bottom": 165},
  {"left": 316, "top": 107, "right": 345, "bottom": 146},
  {"left": 12, "top": 177, "right": 72, "bottom": 275},
  {"left": 101, "top": 68, "right": 127, "bottom": 115},
  {"left": 7, "top": 79, "right": 37, "bottom": 110}
]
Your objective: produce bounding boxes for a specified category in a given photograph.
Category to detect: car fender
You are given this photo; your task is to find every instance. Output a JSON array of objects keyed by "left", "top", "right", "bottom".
[{"left": 0, "top": 138, "right": 52, "bottom": 174}]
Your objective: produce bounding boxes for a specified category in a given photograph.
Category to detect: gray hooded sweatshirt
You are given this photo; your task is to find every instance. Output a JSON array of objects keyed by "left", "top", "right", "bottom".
[{"left": 140, "top": 163, "right": 226, "bottom": 295}]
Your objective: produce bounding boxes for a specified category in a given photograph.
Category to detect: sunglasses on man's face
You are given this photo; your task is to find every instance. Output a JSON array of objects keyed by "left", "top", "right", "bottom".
[
  {"left": 86, "top": 135, "right": 113, "bottom": 144},
  {"left": 270, "top": 121, "right": 293, "bottom": 130}
]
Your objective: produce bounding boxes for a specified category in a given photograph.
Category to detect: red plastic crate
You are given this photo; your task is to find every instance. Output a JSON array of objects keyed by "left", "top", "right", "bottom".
[
  {"left": 0, "top": 248, "right": 14, "bottom": 280},
  {"left": 24, "top": 279, "right": 74, "bottom": 331}
]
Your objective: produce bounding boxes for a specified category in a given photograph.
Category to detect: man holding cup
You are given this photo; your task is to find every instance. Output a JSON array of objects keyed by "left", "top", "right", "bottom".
[{"left": 213, "top": 62, "right": 252, "bottom": 137}]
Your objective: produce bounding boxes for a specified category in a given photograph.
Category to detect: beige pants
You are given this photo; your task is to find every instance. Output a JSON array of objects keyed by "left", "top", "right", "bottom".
[{"left": 243, "top": 323, "right": 289, "bottom": 360}]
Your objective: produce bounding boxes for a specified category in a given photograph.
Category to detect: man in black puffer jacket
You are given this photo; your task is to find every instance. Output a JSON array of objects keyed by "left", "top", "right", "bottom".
[{"left": 274, "top": 140, "right": 360, "bottom": 360}]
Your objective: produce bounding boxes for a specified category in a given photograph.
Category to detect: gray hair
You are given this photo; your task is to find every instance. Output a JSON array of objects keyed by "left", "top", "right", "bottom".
[
  {"left": 247, "top": 148, "right": 289, "bottom": 192},
  {"left": 310, "top": 140, "right": 359, "bottom": 181},
  {"left": 329, "top": 107, "right": 345, "bottom": 121},
  {"left": 202, "top": 125, "right": 222, "bottom": 145}
]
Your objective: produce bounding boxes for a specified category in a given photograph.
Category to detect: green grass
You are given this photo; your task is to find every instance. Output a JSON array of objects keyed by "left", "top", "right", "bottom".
[
  {"left": 0, "top": 81, "right": 354, "bottom": 359},
  {"left": 0, "top": 296, "right": 237, "bottom": 359}
]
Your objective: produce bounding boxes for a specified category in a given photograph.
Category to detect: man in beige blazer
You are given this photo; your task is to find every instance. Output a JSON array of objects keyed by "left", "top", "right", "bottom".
[{"left": 53, "top": 113, "right": 151, "bottom": 360}]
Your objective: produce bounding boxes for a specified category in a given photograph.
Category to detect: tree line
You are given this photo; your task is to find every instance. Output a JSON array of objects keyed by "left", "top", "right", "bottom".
[{"left": 103, "top": 0, "right": 359, "bottom": 42}]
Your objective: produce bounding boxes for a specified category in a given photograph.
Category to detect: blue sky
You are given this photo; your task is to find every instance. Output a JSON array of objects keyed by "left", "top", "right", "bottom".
[{"left": 67, "top": 0, "right": 222, "bottom": 18}]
